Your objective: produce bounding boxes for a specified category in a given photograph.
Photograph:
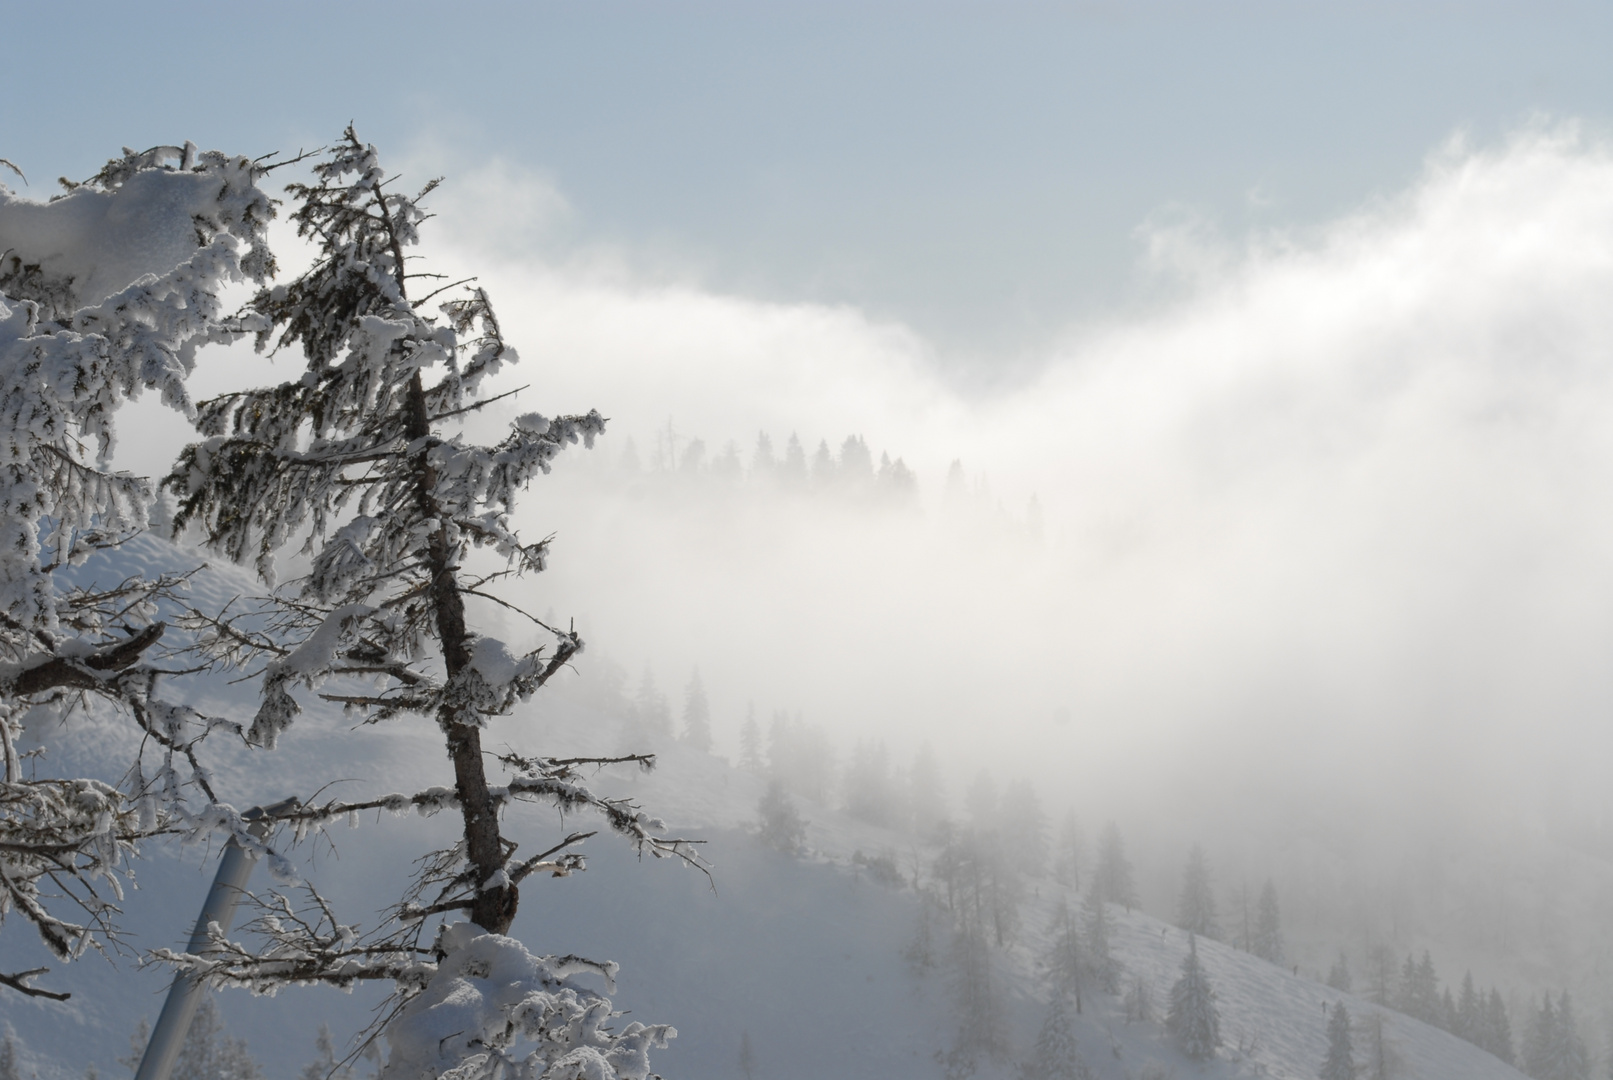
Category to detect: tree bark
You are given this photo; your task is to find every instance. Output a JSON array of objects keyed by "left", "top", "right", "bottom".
[{"left": 405, "top": 371, "right": 516, "bottom": 934}]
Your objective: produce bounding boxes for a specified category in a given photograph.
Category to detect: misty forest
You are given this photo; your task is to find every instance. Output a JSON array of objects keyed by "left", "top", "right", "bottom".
[{"left": 8, "top": 7, "right": 1613, "bottom": 1080}]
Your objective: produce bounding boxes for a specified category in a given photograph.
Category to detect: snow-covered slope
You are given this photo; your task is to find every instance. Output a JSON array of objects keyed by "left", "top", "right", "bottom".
[{"left": 0, "top": 536, "right": 1533, "bottom": 1080}]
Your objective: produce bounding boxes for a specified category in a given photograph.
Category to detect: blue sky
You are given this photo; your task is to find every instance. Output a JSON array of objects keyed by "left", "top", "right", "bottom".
[{"left": 9, "top": 1, "right": 1613, "bottom": 360}]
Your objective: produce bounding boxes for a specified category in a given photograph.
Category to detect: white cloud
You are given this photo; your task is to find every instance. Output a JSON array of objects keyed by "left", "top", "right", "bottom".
[
  {"left": 132, "top": 121, "right": 1613, "bottom": 844},
  {"left": 420, "top": 123, "right": 1613, "bottom": 824}
]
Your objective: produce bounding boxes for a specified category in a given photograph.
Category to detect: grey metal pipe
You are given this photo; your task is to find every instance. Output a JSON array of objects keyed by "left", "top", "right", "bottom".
[{"left": 134, "top": 798, "right": 300, "bottom": 1080}]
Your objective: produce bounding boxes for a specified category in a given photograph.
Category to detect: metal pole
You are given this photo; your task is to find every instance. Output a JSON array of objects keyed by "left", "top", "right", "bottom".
[{"left": 135, "top": 798, "right": 299, "bottom": 1080}]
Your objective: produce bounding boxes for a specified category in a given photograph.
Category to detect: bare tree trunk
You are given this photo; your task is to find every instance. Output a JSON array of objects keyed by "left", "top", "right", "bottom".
[{"left": 406, "top": 371, "right": 515, "bottom": 934}]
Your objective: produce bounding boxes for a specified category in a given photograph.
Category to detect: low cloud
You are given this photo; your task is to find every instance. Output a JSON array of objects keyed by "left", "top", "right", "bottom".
[{"left": 162, "top": 123, "right": 1613, "bottom": 849}]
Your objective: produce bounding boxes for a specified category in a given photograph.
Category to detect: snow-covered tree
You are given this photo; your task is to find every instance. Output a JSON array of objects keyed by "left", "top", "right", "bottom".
[
  {"left": 155, "top": 128, "right": 698, "bottom": 1078},
  {"left": 1051, "top": 809, "right": 1085, "bottom": 893},
  {"left": 1045, "top": 897, "right": 1083, "bottom": 1011},
  {"left": 1251, "top": 878, "right": 1285, "bottom": 964},
  {"left": 1396, "top": 951, "right": 1442, "bottom": 1027},
  {"left": 631, "top": 664, "right": 672, "bottom": 741},
  {"left": 0, "top": 144, "right": 272, "bottom": 1000},
  {"left": 1166, "top": 934, "right": 1221, "bottom": 1061},
  {"left": 1356, "top": 1010, "right": 1395, "bottom": 1080},
  {"left": 300, "top": 1023, "right": 379, "bottom": 1080},
  {"left": 1454, "top": 971, "right": 1481, "bottom": 1044},
  {"left": 172, "top": 997, "right": 264, "bottom": 1080},
  {"left": 1079, "top": 886, "right": 1119, "bottom": 995},
  {"left": 1321, "top": 1003, "right": 1356, "bottom": 1080},
  {"left": 947, "top": 922, "right": 1007, "bottom": 1065},
  {"left": 781, "top": 433, "right": 807, "bottom": 484},
  {"left": 1525, "top": 991, "right": 1590, "bottom": 1080},
  {"left": 1023, "top": 995, "right": 1090, "bottom": 1080},
  {"left": 1363, "top": 944, "right": 1396, "bottom": 1006},
  {"left": 0, "top": 1035, "right": 18, "bottom": 1080},
  {"left": 1484, "top": 986, "right": 1515, "bottom": 1065},
  {"left": 738, "top": 703, "right": 763, "bottom": 771},
  {"left": 1094, "top": 821, "right": 1139, "bottom": 911},
  {"left": 810, "top": 438, "right": 834, "bottom": 485},
  {"left": 1123, "top": 976, "right": 1155, "bottom": 1025},
  {"left": 1441, "top": 987, "right": 1460, "bottom": 1035},
  {"left": 1000, "top": 780, "right": 1049, "bottom": 879},
  {"left": 1554, "top": 992, "right": 1591, "bottom": 1080},
  {"left": 1525, "top": 994, "right": 1557, "bottom": 1079},
  {"left": 935, "top": 821, "right": 1022, "bottom": 948},
  {"left": 1175, "top": 844, "right": 1220, "bottom": 940},
  {"left": 680, "top": 667, "right": 712, "bottom": 751},
  {"left": 757, "top": 779, "right": 807, "bottom": 854}
]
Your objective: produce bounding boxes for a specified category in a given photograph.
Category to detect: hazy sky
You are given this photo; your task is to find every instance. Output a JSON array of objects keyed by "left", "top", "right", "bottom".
[
  {"left": 9, "top": 1, "right": 1613, "bottom": 361},
  {"left": 15, "top": 1, "right": 1613, "bottom": 866}
]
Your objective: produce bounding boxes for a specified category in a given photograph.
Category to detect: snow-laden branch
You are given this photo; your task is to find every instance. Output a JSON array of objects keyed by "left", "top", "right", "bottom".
[{"left": 0, "top": 143, "right": 272, "bottom": 996}]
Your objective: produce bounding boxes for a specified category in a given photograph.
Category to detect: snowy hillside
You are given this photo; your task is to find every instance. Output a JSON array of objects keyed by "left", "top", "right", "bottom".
[{"left": 0, "top": 536, "right": 1533, "bottom": 1080}]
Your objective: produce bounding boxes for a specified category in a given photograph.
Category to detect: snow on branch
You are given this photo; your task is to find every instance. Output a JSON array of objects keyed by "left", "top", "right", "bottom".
[{"left": 0, "top": 141, "right": 273, "bottom": 996}]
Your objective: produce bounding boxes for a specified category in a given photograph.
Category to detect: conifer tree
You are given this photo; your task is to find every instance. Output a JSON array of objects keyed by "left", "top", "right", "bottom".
[
  {"left": 1252, "top": 878, "right": 1286, "bottom": 964},
  {"left": 1455, "top": 971, "right": 1481, "bottom": 1044},
  {"left": 1364, "top": 944, "right": 1397, "bottom": 1006},
  {"left": 1396, "top": 951, "right": 1442, "bottom": 1026},
  {"left": 172, "top": 998, "right": 264, "bottom": 1080},
  {"left": 1046, "top": 897, "right": 1083, "bottom": 1012},
  {"left": 1124, "top": 976, "right": 1155, "bottom": 1024},
  {"left": 1166, "top": 933, "right": 1221, "bottom": 1061},
  {"left": 1052, "top": 809, "right": 1085, "bottom": 893},
  {"left": 632, "top": 664, "right": 672, "bottom": 740},
  {"left": 1528, "top": 991, "right": 1591, "bottom": 1080},
  {"left": 1026, "top": 995, "right": 1090, "bottom": 1080},
  {"left": 0, "top": 1036, "right": 18, "bottom": 1080},
  {"left": 1486, "top": 986, "right": 1516, "bottom": 1065},
  {"left": 948, "top": 922, "right": 1007, "bottom": 1064},
  {"left": 1557, "top": 991, "right": 1590, "bottom": 1080},
  {"left": 810, "top": 438, "right": 835, "bottom": 485},
  {"left": 1525, "top": 993, "right": 1557, "bottom": 1078},
  {"left": 1176, "top": 843, "right": 1220, "bottom": 940},
  {"left": 1357, "top": 1010, "right": 1394, "bottom": 1080},
  {"left": 781, "top": 433, "right": 807, "bottom": 484},
  {"left": 739, "top": 703, "right": 763, "bottom": 771},
  {"left": 751, "top": 431, "right": 775, "bottom": 476},
  {"left": 1080, "top": 886, "right": 1119, "bottom": 994},
  {"left": 1001, "top": 780, "right": 1049, "bottom": 878},
  {"left": 1320, "top": 1003, "right": 1356, "bottom": 1080},
  {"left": 758, "top": 779, "right": 807, "bottom": 854},
  {"left": 300, "top": 1023, "right": 378, "bottom": 1080},
  {"left": 1094, "top": 821, "right": 1139, "bottom": 911},
  {"left": 158, "top": 127, "right": 697, "bottom": 1079},
  {"left": 681, "top": 667, "right": 712, "bottom": 751}
]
